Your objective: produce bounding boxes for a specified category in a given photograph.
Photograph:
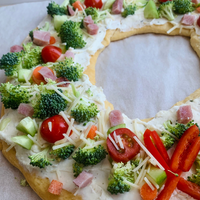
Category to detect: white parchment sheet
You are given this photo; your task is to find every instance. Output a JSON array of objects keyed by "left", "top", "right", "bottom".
[{"left": 0, "top": 1, "right": 200, "bottom": 199}]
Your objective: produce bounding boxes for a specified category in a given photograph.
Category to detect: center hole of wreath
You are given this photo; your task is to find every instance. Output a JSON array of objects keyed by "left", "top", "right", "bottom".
[{"left": 95, "top": 34, "right": 200, "bottom": 120}]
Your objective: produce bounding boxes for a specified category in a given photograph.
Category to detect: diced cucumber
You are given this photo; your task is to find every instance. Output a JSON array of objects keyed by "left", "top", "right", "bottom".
[
  {"left": 53, "top": 15, "right": 68, "bottom": 31},
  {"left": 107, "top": 123, "right": 126, "bottom": 135},
  {"left": 16, "top": 117, "right": 37, "bottom": 136},
  {"left": 0, "top": 117, "right": 11, "bottom": 131},
  {"left": 144, "top": 0, "right": 159, "bottom": 19},
  {"left": 11, "top": 135, "right": 33, "bottom": 150},
  {"left": 147, "top": 166, "right": 167, "bottom": 186},
  {"left": 103, "top": 0, "right": 115, "bottom": 10},
  {"left": 18, "top": 69, "right": 32, "bottom": 82}
]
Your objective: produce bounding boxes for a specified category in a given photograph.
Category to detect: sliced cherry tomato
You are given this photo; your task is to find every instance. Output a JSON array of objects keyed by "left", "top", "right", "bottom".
[
  {"left": 41, "top": 45, "right": 62, "bottom": 63},
  {"left": 181, "top": 137, "right": 200, "bottom": 172},
  {"left": 177, "top": 177, "right": 200, "bottom": 200},
  {"left": 40, "top": 115, "right": 72, "bottom": 143},
  {"left": 197, "top": 16, "right": 200, "bottom": 28},
  {"left": 84, "top": 0, "right": 103, "bottom": 9},
  {"left": 170, "top": 125, "right": 199, "bottom": 172},
  {"left": 107, "top": 128, "right": 140, "bottom": 163},
  {"left": 49, "top": 36, "right": 56, "bottom": 45},
  {"left": 143, "top": 129, "right": 170, "bottom": 172}
]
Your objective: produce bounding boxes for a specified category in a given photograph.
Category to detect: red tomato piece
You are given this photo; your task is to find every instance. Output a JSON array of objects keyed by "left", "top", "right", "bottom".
[
  {"left": 143, "top": 129, "right": 170, "bottom": 172},
  {"left": 170, "top": 125, "right": 199, "bottom": 172},
  {"left": 40, "top": 115, "right": 72, "bottom": 143},
  {"left": 84, "top": 0, "right": 103, "bottom": 9},
  {"left": 181, "top": 137, "right": 200, "bottom": 172},
  {"left": 197, "top": 16, "right": 200, "bottom": 28},
  {"left": 41, "top": 45, "right": 62, "bottom": 63},
  {"left": 106, "top": 128, "right": 140, "bottom": 163},
  {"left": 48, "top": 180, "right": 63, "bottom": 195},
  {"left": 177, "top": 177, "right": 200, "bottom": 200}
]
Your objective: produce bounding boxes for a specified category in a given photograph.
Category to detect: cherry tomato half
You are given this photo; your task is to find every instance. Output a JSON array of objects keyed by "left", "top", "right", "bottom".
[
  {"left": 107, "top": 128, "right": 140, "bottom": 163},
  {"left": 84, "top": 0, "right": 103, "bottom": 9},
  {"left": 40, "top": 115, "right": 72, "bottom": 143},
  {"left": 41, "top": 45, "right": 62, "bottom": 63}
]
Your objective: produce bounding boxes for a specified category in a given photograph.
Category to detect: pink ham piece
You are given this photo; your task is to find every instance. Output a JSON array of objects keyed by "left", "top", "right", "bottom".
[
  {"left": 109, "top": 110, "right": 124, "bottom": 127},
  {"left": 181, "top": 14, "right": 196, "bottom": 26},
  {"left": 73, "top": 171, "right": 93, "bottom": 188},
  {"left": 68, "top": 5, "right": 75, "bottom": 16},
  {"left": 111, "top": 0, "right": 123, "bottom": 14},
  {"left": 192, "top": 0, "right": 200, "bottom": 4},
  {"left": 38, "top": 67, "right": 57, "bottom": 81},
  {"left": 83, "top": 15, "right": 94, "bottom": 28},
  {"left": 10, "top": 45, "right": 23, "bottom": 53},
  {"left": 87, "top": 23, "right": 99, "bottom": 35},
  {"left": 33, "top": 30, "right": 50, "bottom": 46},
  {"left": 57, "top": 51, "right": 74, "bottom": 61},
  {"left": 56, "top": 77, "right": 70, "bottom": 87},
  {"left": 177, "top": 105, "right": 193, "bottom": 124},
  {"left": 17, "top": 103, "right": 34, "bottom": 117}
]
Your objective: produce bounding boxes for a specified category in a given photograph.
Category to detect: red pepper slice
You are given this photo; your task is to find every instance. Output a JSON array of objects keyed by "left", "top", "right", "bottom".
[
  {"left": 177, "top": 177, "right": 200, "bottom": 200},
  {"left": 170, "top": 125, "right": 199, "bottom": 172},
  {"left": 181, "top": 137, "right": 200, "bottom": 172},
  {"left": 143, "top": 129, "right": 170, "bottom": 171},
  {"left": 156, "top": 170, "right": 182, "bottom": 200}
]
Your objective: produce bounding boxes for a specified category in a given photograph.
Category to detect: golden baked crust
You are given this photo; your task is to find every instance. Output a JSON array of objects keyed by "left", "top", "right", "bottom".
[{"left": 1, "top": 21, "right": 200, "bottom": 200}]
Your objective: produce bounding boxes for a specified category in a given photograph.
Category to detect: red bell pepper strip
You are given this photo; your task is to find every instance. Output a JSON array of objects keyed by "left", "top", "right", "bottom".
[
  {"left": 143, "top": 129, "right": 170, "bottom": 171},
  {"left": 177, "top": 177, "right": 200, "bottom": 200},
  {"left": 181, "top": 137, "right": 200, "bottom": 172},
  {"left": 170, "top": 125, "right": 199, "bottom": 172},
  {"left": 156, "top": 170, "right": 182, "bottom": 200}
]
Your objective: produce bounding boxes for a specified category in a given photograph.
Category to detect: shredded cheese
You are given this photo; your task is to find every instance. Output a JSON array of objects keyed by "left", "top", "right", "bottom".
[
  {"left": 123, "top": 179, "right": 140, "bottom": 189},
  {"left": 6, "top": 143, "right": 15, "bottom": 152},
  {"left": 66, "top": 118, "right": 74, "bottom": 136},
  {"left": 27, "top": 134, "right": 43, "bottom": 148},
  {"left": 48, "top": 122, "right": 52, "bottom": 132},
  {"left": 145, "top": 174, "right": 160, "bottom": 189},
  {"left": 52, "top": 142, "right": 71, "bottom": 150},
  {"left": 84, "top": 123, "right": 93, "bottom": 138},
  {"left": 108, "top": 134, "right": 119, "bottom": 150},
  {"left": 113, "top": 131, "right": 118, "bottom": 143},
  {"left": 63, "top": 134, "right": 76, "bottom": 146},
  {"left": 133, "top": 157, "right": 149, "bottom": 172},
  {"left": 117, "top": 135, "right": 124, "bottom": 149},
  {"left": 95, "top": 130, "right": 105, "bottom": 138},
  {"left": 144, "top": 177, "right": 155, "bottom": 191}
]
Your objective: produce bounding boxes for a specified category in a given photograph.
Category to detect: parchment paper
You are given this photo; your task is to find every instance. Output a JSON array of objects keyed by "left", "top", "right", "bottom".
[{"left": 0, "top": 1, "right": 200, "bottom": 200}]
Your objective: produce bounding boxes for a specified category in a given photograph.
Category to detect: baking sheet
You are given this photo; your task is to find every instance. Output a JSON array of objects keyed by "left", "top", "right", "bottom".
[{"left": 0, "top": 1, "right": 200, "bottom": 200}]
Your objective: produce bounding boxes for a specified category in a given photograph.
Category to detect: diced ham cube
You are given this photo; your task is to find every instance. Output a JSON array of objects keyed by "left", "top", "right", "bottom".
[
  {"left": 56, "top": 77, "right": 70, "bottom": 87},
  {"left": 33, "top": 30, "right": 50, "bottom": 46},
  {"left": 109, "top": 110, "right": 124, "bottom": 127},
  {"left": 181, "top": 14, "right": 196, "bottom": 26},
  {"left": 68, "top": 5, "right": 75, "bottom": 16},
  {"left": 87, "top": 23, "right": 99, "bottom": 35},
  {"left": 111, "top": 0, "right": 123, "bottom": 14},
  {"left": 192, "top": 0, "right": 200, "bottom": 4},
  {"left": 177, "top": 105, "right": 193, "bottom": 124},
  {"left": 83, "top": 15, "right": 94, "bottom": 28},
  {"left": 73, "top": 171, "right": 93, "bottom": 188},
  {"left": 57, "top": 51, "right": 74, "bottom": 61},
  {"left": 48, "top": 180, "right": 63, "bottom": 195},
  {"left": 10, "top": 45, "right": 23, "bottom": 53},
  {"left": 17, "top": 103, "right": 34, "bottom": 117},
  {"left": 38, "top": 67, "right": 57, "bottom": 81}
]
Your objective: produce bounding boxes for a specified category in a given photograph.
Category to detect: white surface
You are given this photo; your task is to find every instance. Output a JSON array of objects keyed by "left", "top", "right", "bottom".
[
  {"left": 0, "top": 0, "right": 48, "bottom": 6},
  {"left": 0, "top": 1, "right": 200, "bottom": 200}
]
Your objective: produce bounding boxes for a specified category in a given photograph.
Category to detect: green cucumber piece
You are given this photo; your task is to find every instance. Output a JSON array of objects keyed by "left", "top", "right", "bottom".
[
  {"left": 16, "top": 117, "right": 37, "bottom": 136},
  {"left": 12, "top": 135, "right": 33, "bottom": 150},
  {"left": 107, "top": 123, "right": 126, "bottom": 135},
  {"left": 0, "top": 117, "right": 11, "bottom": 131},
  {"left": 147, "top": 166, "right": 167, "bottom": 186},
  {"left": 18, "top": 69, "right": 32, "bottom": 82},
  {"left": 144, "top": 0, "right": 159, "bottom": 19},
  {"left": 53, "top": 15, "right": 68, "bottom": 31},
  {"left": 103, "top": 0, "right": 115, "bottom": 10}
]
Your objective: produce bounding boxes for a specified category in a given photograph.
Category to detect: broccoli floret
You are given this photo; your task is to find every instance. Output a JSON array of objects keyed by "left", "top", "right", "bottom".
[
  {"left": 0, "top": 52, "right": 23, "bottom": 77},
  {"left": 163, "top": 120, "right": 198, "bottom": 139},
  {"left": 158, "top": 1, "right": 175, "bottom": 21},
  {"left": 121, "top": 5, "right": 136, "bottom": 18},
  {"left": 0, "top": 82, "right": 31, "bottom": 109},
  {"left": 47, "top": 0, "right": 69, "bottom": 17},
  {"left": 52, "top": 57, "right": 83, "bottom": 81},
  {"left": 49, "top": 144, "right": 75, "bottom": 160},
  {"left": 22, "top": 43, "right": 42, "bottom": 69},
  {"left": 29, "top": 22, "right": 50, "bottom": 41},
  {"left": 73, "top": 162, "right": 84, "bottom": 177},
  {"left": 58, "top": 20, "right": 86, "bottom": 50},
  {"left": 72, "top": 139, "right": 107, "bottom": 166},
  {"left": 29, "top": 148, "right": 52, "bottom": 168},
  {"left": 32, "top": 89, "right": 68, "bottom": 119},
  {"left": 71, "top": 102, "right": 99, "bottom": 124},
  {"left": 107, "top": 162, "right": 136, "bottom": 195},
  {"left": 160, "top": 132, "right": 176, "bottom": 150},
  {"left": 85, "top": 7, "right": 109, "bottom": 23},
  {"left": 173, "top": 0, "right": 194, "bottom": 14}
]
